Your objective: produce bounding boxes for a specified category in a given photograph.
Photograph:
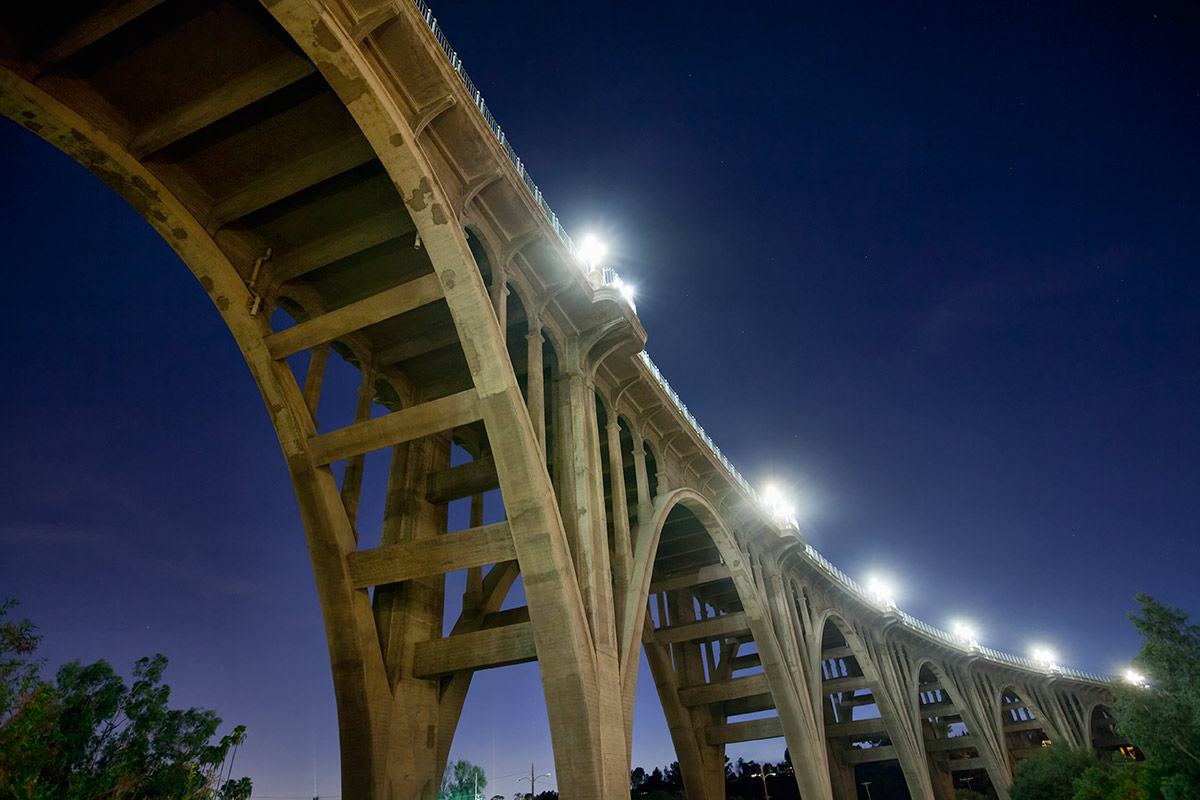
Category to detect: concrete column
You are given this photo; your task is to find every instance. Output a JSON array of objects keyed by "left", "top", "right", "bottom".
[
  {"left": 631, "top": 431, "right": 652, "bottom": 529},
  {"left": 605, "top": 419, "right": 633, "bottom": 625},
  {"left": 302, "top": 344, "right": 329, "bottom": 425},
  {"left": 373, "top": 433, "right": 451, "bottom": 800},
  {"left": 339, "top": 370, "right": 375, "bottom": 535},
  {"left": 463, "top": 492, "right": 484, "bottom": 613},
  {"left": 489, "top": 279, "right": 508, "bottom": 330},
  {"left": 826, "top": 741, "right": 857, "bottom": 800},
  {"left": 525, "top": 318, "right": 546, "bottom": 454}
]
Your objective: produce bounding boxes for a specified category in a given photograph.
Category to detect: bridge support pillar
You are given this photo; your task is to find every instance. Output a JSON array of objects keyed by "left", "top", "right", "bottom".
[
  {"left": 825, "top": 742, "right": 858, "bottom": 800},
  {"left": 373, "top": 433, "right": 451, "bottom": 800}
]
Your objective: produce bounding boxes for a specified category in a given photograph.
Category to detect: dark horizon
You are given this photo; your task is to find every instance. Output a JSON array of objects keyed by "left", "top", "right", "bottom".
[{"left": 2, "top": 0, "right": 1198, "bottom": 797}]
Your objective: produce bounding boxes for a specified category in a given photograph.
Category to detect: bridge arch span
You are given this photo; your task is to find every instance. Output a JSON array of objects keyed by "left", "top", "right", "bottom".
[{"left": 2, "top": 1, "right": 1123, "bottom": 798}]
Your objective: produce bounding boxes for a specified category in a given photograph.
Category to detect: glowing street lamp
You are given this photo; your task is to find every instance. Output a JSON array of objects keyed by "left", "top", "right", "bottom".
[
  {"left": 1031, "top": 647, "right": 1059, "bottom": 670},
  {"left": 761, "top": 485, "right": 795, "bottom": 521},
  {"left": 1124, "top": 669, "right": 1149, "bottom": 687},
  {"left": 578, "top": 234, "right": 607, "bottom": 269},
  {"left": 951, "top": 621, "right": 979, "bottom": 648},
  {"left": 866, "top": 575, "right": 896, "bottom": 609}
]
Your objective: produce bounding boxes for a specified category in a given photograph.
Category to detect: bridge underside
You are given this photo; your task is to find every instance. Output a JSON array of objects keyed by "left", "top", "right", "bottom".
[{"left": 0, "top": 2, "right": 1120, "bottom": 799}]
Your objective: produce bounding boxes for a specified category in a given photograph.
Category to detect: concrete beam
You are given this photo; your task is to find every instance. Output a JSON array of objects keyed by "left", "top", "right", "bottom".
[
  {"left": 346, "top": 521, "right": 514, "bottom": 588},
  {"left": 845, "top": 745, "right": 898, "bottom": 765},
  {"left": 649, "top": 563, "right": 731, "bottom": 594},
  {"left": 208, "top": 136, "right": 377, "bottom": 228},
  {"left": 723, "top": 693, "right": 776, "bottom": 716},
  {"left": 924, "top": 736, "right": 977, "bottom": 752},
  {"left": 412, "top": 621, "right": 537, "bottom": 677},
  {"left": 823, "top": 674, "right": 871, "bottom": 694},
  {"left": 35, "top": 0, "right": 169, "bottom": 69},
  {"left": 265, "top": 272, "right": 443, "bottom": 359},
  {"left": 425, "top": 454, "right": 499, "bottom": 503},
  {"left": 272, "top": 210, "right": 416, "bottom": 283},
  {"left": 821, "top": 645, "right": 855, "bottom": 660},
  {"left": 678, "top": 673, "right": 771, "bottom": 707},
  {"left": 826, "top": 717, "right": 889, "bottom": 738},
  {"left": 706, "top": 716, "right": 784, "bottom": 745},
  {"left": 938, "top": 757, "right": 984, "bottom": 771},
  {"left": 308, "top": 388, "right": 480, "bottom": 465},
  {"left": 654, "top": 611, "right": 750, "bottom": 645},
  {"left": 130, "top": 53, "right": 316, "bottom": 158},
  {"left": 730, "top": 652, "right": 762, "bottom": 671}
]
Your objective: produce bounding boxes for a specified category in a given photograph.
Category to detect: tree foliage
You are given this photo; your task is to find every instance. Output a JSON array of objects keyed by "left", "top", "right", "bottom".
[
  {"left": 1112, "top": 593, "right": 1200, "bottom": 800},
  {"left": 0, "top": 599, "right": 251, "bottom": 800},
  {"left": 1010, "top": 745, "right": 1103, "bottom": 800},
  {"left": 440, "top": 758, "right": 486, "bottom": 800}
]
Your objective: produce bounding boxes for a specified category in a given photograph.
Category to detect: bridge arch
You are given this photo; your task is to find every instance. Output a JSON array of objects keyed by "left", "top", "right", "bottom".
[
  {"left": 624, "top": 488, "right": 832, "bottom": 800},
  {"left": 909, "top": 658, "right": 1015, "bottom": 800},
  {"left": 808, "top": 610, "right": 935, "bottom": 800},
  {"left": 996, "top": 684, "right": 1059, "bottom": 768}
]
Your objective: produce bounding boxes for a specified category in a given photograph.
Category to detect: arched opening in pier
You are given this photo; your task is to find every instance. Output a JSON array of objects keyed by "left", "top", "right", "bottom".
[
  {"left": 915, "top": 663, "right": 994, "bottom": 799},
  {"left": 816, "top": 615, "right": 910, "bottom": 800},
  {"left": 998, "top": 686, "right": 1055, "bottom": 767}
]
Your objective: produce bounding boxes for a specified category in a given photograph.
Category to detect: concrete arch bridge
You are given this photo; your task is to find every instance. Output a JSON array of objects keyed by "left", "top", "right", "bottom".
[{"left": 0, "top": 0, "right": 1121, "bottom": 797}]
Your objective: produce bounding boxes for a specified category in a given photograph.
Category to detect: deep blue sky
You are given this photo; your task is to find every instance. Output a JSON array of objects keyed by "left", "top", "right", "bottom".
[{"left": 2, "top": 1, "right": 1198, "bottom": 797}]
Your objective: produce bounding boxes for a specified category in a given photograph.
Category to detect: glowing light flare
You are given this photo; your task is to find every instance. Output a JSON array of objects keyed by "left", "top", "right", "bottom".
[
  {"left": 578, "top": 235, "right": 607, "bottom": 268},
  {"left": 1124, "top": 670, "right": 1149, "bottom": 687},
  {"left": 761, "top": 484, "right": 796, "bottom": 521},
  {"left": 865, "top": 575, "right": 897, "bottom": 608},
  {"left": 1031, "top": 647, "right": 1059, "bottom": 669},
  {"left": 618, "top": 280, "right": 635, "bottom": 303},
  {"left": 951, "top": 621, "right": 979, "bottom": 646}
]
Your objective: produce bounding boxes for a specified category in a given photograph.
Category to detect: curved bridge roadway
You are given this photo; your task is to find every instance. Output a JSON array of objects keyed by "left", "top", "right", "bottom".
[{"left": 0, "top": 1, "right": 1120, "bottom": 798}]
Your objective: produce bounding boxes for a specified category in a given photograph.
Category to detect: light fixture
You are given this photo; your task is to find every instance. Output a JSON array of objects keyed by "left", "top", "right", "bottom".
[
  {"left": 866, "top": 575, "right": 896, "bottom": 609},
  {"left": 1124, "top": 670, "right": 1148, "bottom": 687},
  {"left": 1031, "top": 647, "right": 1058, "bottom": 669},
  {"left": 578, "top": 234, "right": 606, "bottom": 268},
  {"left": 951, "top": 621, "right": 978, "bottom": 647},
  {"left": 761, "top": 485, "right": 796, "bottom": 521}
]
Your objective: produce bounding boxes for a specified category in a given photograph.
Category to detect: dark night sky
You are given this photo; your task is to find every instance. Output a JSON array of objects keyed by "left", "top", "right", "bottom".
[{"left": 2, "top": 1, "right": 1198, "bottom": 797}]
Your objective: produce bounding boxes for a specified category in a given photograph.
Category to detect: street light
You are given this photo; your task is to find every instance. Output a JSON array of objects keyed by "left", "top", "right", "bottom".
[
  {"left": 751, "top": 766, "right": 774, "bottom": 800},
  {"left": 762, "top": 484, "right": 796, "bottom": 522},
  {"left": 1124, "top": 669, "right": 1149, "bottom": 687},
  {"left": 951, "top": 620, "right": 978, "bottom": 648},
  {"left": 578, "top": 235, "right": 607, "bottom": 269},
  {"left": 866, "top": 575, "right": 896, "bottom": 609},
  {"left": 860, "top": 780, "right": 873, "bottom": 799},
  {"left": 514, "top": 763, "right": 552, "bottom": 799}
]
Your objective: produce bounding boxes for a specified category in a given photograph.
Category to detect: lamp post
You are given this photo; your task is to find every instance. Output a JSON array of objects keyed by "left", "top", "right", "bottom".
[
  {"left": 751, "top": 767, "right": 773, "bottom": 800},
  {"left": 860, "top": 780, "right": 873, "bottom": 800},
  {"left": 515, "top": 763, "right": 551, "bottom": 799}
]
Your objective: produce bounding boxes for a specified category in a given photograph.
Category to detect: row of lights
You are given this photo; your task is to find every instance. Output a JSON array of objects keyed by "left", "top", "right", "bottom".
[
  {"left": 565, "top": 252, "right": 1153, "bottom": 694},
  {"left": 760, "top": 483, "right": 1152, "bottom": 687}
]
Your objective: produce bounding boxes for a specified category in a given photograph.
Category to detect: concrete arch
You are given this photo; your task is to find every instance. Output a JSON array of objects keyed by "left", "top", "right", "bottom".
[
  {"left": 624, "top": 487, "right": 833, "bottom": 800},
  {"left": 1086, "top": 702, "right": 1120, "bottom": 755},
  {"left": 813, "top": 610, "right": 935, "bottom": 800},
  {"left": 910, "top": 658, "right": 1013, "bottom": 800},
  {"left": 995, "top": 684, "right": 1060, "bottom": 770},
  {"left": 996, "top": 683, "right": 1063, "bottom": 743}
]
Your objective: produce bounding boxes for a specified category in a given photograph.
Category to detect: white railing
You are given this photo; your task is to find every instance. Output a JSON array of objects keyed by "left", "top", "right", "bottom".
[
  {"left": 410, "top": 0, "right": 1109, "bottom": 689},
  {"left": 803, "top": 543, "right": 1111, "bottom": 683}
]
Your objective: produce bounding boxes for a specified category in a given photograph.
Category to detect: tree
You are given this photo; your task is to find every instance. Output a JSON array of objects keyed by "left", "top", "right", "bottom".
[
  {"left": 1112, "top": 593, "right": 1200, "bottom": 799},
  {"left": 1071, "top": 761, "right": 1146, "bottom": 800},
  {"left": 0, "top": 599, "right": 251, "bottom": 800},
  {"left": 440, "top": 758, "right": 486, "bottom": 800},
  {"left": 1010, "top": 745, "right": 1102, "bottom": 800}
]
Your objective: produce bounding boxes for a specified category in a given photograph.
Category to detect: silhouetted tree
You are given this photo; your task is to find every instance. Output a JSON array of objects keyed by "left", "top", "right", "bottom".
[
  {"left": 0, "top": 599, "right": 251, "bottom": 800},
  {"left": 1112, "top": 593, "right": 1200, "bottom": 798},
  {"left": 440, "top": 758, "right": 486, "bottom": 799}
]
